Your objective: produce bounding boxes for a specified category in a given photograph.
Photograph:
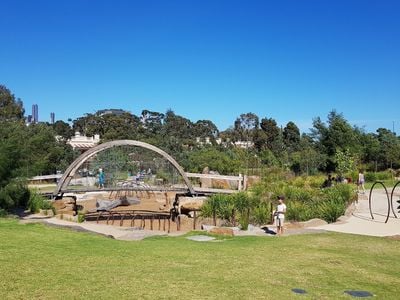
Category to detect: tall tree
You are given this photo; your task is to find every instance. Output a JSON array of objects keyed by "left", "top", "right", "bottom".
[
  {"left": 193, "top": 120, "right": 219, "bottom": 139},
  {"left": 234, "top": 112, "right": 259, "bottom": 141},
  {"left": 260, "top": 117, "right": 281, "bottom": 152},
  {"left": 0, "top": 85, "right": 25, "bottom": 121},
  {"left": 283, "top": 121, "right": 300, "bottom": 152}
]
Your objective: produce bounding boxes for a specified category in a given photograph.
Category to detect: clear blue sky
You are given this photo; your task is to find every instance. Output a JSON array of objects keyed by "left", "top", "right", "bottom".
[{"left": 1, "top": 0, "right": 399, "bottom": 133}]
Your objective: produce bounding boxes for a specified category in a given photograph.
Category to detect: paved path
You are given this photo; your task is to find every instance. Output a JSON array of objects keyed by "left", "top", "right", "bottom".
[{"left": 311, "top": 189, "right": 400, "bottom": 237}]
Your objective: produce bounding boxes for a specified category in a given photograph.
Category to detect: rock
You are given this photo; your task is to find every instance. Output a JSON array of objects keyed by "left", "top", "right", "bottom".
[
  {"left": 179, "top": 196, "right": 207, "bottom": 211},
  {"left": 201, "top": 225, "right": 215, "bottom": 231},
  {"left": 52, "top": 201, "right": 66, "bottom": 211},
  {"left": 209, "top": 227, "right": 234, "bottom": 237},
  {"left": 57, "top": 209, "right": 76, "bottom": 216},
  {"left": 301, "top": 218, "right": 328, "bottom": 227},
  {"left": 246, "top": 176, "right": 261, "bottom": 189},
  {"left": 178, "top": 214, "right": 190, "bottom": 226},
  {"left": 211, "top": 179, "right": 230, "bottom": 189},
  {"left": 39, "top": 209, "right": 54, "bottom": 217},
  {"left": 200, "top": 167, "right": 212, "bottom": 188},
  {"left": 56, "top": 214, "right": 78, "bottom": 222}
]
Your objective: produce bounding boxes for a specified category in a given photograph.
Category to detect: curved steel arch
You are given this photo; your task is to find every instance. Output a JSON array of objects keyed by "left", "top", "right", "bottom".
[
  {"left": 368, "top": 181, "right": 391, "bottom": 223},
  {"left": 390, "top": 181, "right": 400, "bottom": 219},
  {"left": 54, "top": 140, "right": 195, "bottom": 196}
]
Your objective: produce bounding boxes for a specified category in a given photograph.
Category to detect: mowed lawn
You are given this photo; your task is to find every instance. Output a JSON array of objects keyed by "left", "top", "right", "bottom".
[{"left": 0, "top": 219, "right": 399, "bottom": 299}]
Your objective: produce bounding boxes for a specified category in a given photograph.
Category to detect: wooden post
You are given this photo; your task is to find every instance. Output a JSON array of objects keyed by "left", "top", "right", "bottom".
[
  {"left": 193, "top": 210, "right": 197, "bottom": 230},
  {"left": 270, "top": 202, "right": 274, "bottom": 224}
]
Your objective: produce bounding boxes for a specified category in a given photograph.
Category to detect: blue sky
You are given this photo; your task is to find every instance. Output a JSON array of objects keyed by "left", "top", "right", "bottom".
[{"left": 1, "top": 0, "right": 399, "bottom": 133}]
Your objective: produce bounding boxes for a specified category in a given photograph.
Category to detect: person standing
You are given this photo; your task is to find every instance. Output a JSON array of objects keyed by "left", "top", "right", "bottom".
[
  {"left": 358, "top": 170, "right": 365, "bottom": 194},
  {"left": 98, "top": 168, "right": 105, "bottom": 189},
  {"left": 274, "top": 196, "right": 287, "bottom": 235}
]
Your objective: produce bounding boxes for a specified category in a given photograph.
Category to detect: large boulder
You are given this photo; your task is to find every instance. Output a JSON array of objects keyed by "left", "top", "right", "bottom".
[
  {"left": 209, "top": 227, "right": 234, "bottom": 237},
  {"left": 178, "top": 196, "right": 207, "bottom": 214}
]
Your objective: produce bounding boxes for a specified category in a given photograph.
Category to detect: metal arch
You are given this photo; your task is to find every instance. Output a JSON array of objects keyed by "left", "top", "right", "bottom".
[
  {"left": 53, "top": 140, "right": 195, "bottom": 196},
  {"left": 390, "top": 181, "right": 400, "bottom": 219},
  {"left": 368, "top": 181, "right": 391, "bottom": 223}
]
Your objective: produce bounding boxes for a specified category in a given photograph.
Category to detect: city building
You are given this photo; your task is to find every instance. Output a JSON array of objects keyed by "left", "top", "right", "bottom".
[
  {"left": 50, "top": 112, "right": 55, "bottom": 124},
  {"left": 67, "top": 132, "right": 100, "bottom": 153},
  {"left": 96, "top": 109, "right": 127, "bottom": 116},
  {"left": 32, "top": 104, "right": 39, "bottom": 123}
]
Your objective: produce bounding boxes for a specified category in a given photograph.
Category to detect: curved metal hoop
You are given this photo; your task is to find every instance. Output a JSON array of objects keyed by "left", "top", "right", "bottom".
[
  {"left": 390, "top": 181, "right": 400, "bottom": 219},
  {"left": 368, "top": 181, "right": 391, "bottom": 223},
  {"left": 54, "top": 140, "right": 195, "bottom": 196}
]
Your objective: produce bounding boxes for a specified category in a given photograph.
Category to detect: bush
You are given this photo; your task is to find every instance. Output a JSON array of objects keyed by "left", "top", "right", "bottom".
[
  {"left": 27, "top": 191, "right": 53, "bottom": 213},
  {"left": 316, "top": 198, "right": 346, "bottom": 223},
  {"left": 375, "top": 171, "right": 393, "bottom": 181},
  {"left": 365, "top": 172, "right": 377, "bottom": 182},
  {"left": 316, "top": 184, "right": 354, "bottom": 223},
  {"left": 286, "top": 201, "right": 313, "bottom": 222},
  {"left": 0, "top": 180, "right": 30, "bottom": 210},
  {"left": 0, "top": 208, "right": 7, "bottom": 217},
  {"left": 77, "top": 211, "right": 85, "bottom": 223},
  {"left": 201, "top": 194, "right": 234, "bottom": 223},
  {"left": 252, "top": 203, "right": 271, "bottom": 225}
]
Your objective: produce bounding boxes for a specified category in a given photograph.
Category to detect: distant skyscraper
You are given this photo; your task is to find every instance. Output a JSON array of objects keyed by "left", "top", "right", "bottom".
[
  {"left": 32, "top": 104, "right": 39, "bottom": 123},
  {"left": 50, "top": 112, "right": 55, "bottom": 124}
]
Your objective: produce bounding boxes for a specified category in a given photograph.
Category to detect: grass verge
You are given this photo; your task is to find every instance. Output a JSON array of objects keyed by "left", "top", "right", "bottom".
[{"left": 0, "top": 218, "right": 399, "bottom": 299}]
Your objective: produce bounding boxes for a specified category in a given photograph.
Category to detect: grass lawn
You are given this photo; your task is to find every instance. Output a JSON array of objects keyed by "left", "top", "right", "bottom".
[
  {"left": 364, "top": 179, "right": 399, "bottom": 190},
  {"left": 0, "top": 219, "right": 399, "bottom": 299}
]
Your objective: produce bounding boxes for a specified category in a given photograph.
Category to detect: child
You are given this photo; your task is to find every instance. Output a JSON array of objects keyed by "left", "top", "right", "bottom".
[{"left": 274, "top": 196, "right": 287, "bottom": 235}]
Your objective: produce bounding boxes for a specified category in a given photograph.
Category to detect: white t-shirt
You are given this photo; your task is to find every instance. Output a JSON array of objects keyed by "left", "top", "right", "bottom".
[{"left": 276, "top": 203, "right": 287, "bottom": 219}]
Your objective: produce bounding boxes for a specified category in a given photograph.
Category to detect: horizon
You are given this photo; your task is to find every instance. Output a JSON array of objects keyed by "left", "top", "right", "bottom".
[{"left": 2, "top": 0, "right": 399, "bottom": 134}]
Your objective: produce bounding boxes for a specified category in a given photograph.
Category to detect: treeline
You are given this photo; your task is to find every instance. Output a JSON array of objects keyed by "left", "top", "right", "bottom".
[
  {"left": 0, "top": 85, "right": 74, "bottom": 211},
  {"left": 2, "top": 84, "right": 400, "bottom": 181},
  {"left": 64, "top": 107, "right": 400, "bottom": 176}
]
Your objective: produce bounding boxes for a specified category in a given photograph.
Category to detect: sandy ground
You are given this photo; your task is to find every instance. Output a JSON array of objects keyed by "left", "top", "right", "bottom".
[
  {"left": 311, "top": 189, "right": 400, "bottom": 237},
  {"left": 21, "top": 188, "right": 400, "bottom": 240}
]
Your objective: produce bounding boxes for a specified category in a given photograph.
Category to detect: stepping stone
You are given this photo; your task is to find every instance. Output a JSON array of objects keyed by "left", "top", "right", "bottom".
[
  {"left": 186, "top": 235, "right": 216, "bottom": 242},
  {"left": 291, "top": 288, "right": 307, "bottom": 295},
  {"left": 344, "top": 290, "right": 373, "bottom": 298}
]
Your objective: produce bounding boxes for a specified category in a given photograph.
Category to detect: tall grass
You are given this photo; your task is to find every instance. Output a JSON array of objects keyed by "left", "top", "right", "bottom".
[{"left": 201, "top": 173, "right": 356, "bottom": 226}]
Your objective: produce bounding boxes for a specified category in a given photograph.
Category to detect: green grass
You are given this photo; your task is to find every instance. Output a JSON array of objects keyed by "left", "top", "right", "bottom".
[
  {"left": 364, "top": 179, "right": 398, "bottom": 190},
  {"left": 1, "top": 219, "right": 399, "bottom": 299}
]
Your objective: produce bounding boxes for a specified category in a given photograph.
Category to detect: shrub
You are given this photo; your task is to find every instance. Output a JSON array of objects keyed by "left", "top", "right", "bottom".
[
  {"left": 77, "top": 211, "right": 85, "bottom": 223},
  {"left": 0, "top": 180, "right": 30, "bottom": 210},
  {"left": 365, "top": 172, "right": 377, "bottom": 182},
  {"left": 0, "top": 208, "right": 7, "bottom": 217},
  {"left": 201, "top": 194, "right": 234, "bottom": 224},
  {"left": 27, "top": 191, "right": 53, "bottom": 213},
  {"left": 316, "top": 198, "right": 346, "bottom": 223},
  {"left": 252, "top": 203, "right": 271, "bottom": 225},
  {"left": 375, "top": 171, "right": 392, "bottom": 181},
  {"left": 316, "top": 184, "right": 354, "bottom": 223},
  {"left": 286, "top": 200, "right": 313, "bottom": 222}
]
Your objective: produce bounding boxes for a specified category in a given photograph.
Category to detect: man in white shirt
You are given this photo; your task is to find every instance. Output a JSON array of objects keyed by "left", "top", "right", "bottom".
[{"left": 274, "top": 196, "right": 287, "bottom": 235}]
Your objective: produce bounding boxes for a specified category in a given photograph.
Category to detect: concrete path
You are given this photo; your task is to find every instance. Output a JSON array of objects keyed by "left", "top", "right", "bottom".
[{"left": 311, "top": 189, "right": 400, "bottom": 237}]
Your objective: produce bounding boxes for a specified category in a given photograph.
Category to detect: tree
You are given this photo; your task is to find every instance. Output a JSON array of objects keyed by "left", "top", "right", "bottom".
[
  {"left": 141, "top": 110, "right": 164, "bottom": 135},
  {"left": 283, "top": 121, "right": 300, "bottom": 152},
  {"left": 260, "top": 117, "right": 282, "bottom": 154},
  {"left": 376, "top": 128, "right": 400, "bottom": 169},
  {"left": 310, "top": 110, "right": 359, "bottom": 171},
  {"left": 193, "top": 120, "right": 219, "bottom": 139},
  {"left": 0, "top": 85, "right": 25, "bottom": 121},
  {"left": 234, "top": 112, "right": 259, "bottom": 141},
  {"left": 53, "top": 120, "right": 73, "bottom": 140},
  {"left": 335, "top": 149, "right": 356, "bottom": 176}
]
